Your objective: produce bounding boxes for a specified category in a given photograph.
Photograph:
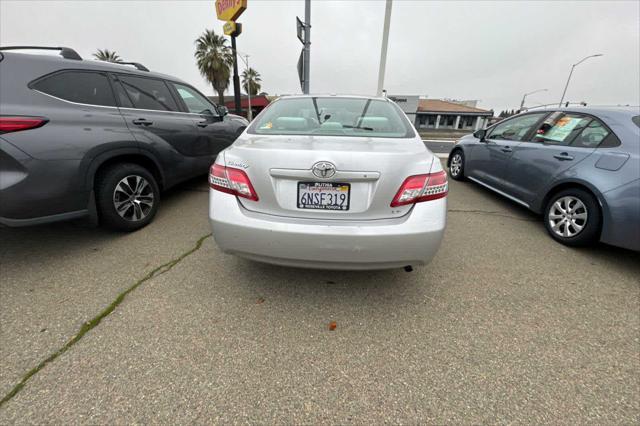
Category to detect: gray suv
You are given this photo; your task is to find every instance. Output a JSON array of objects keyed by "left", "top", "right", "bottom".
[{"left": 0, "top": 46, "right": 248, "bottom": 231}]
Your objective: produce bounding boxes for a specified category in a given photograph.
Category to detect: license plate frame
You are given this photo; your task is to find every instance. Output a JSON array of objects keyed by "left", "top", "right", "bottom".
[{"left": 297, "top": 182, "right": 351, "bottom": 211}]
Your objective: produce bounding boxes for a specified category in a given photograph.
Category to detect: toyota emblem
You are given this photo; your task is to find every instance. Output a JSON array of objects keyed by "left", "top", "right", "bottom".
[{"left": 311, "top": 161, "right": 336, "bottom": 179}]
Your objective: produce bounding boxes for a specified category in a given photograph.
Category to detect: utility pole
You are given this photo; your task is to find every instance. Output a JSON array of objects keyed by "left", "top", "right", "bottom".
[
  {"left": 377, "top": 0, "right": 393, "bottom": 96},
  {"left": 303, "top": 0, "right": 311, "bottom": 94},
  {"left": 559, "top": 53, "right": 603, "bottom": 107}
]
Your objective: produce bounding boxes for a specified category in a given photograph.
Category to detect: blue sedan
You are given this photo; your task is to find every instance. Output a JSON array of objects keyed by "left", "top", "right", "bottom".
[{"left": 447, "top": 106, "right": 639, "bottom": 251}]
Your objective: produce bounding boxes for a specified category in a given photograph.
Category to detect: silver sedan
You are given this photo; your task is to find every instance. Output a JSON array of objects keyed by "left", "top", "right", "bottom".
[{"left": 209, "top": 95, "right": 447, "bottom": 270}]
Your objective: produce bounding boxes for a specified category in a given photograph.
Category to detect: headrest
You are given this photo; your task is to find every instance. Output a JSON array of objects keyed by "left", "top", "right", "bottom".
[
  {"left": 320, "top": 121, "right": 343, "bottom": 130},
  {"left": 274, "top": 117, "right": 307, "bottom": 130}
]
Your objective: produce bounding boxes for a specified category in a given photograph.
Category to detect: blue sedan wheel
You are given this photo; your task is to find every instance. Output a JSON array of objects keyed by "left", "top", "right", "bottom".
[
  {"left": 448, "top": 150, "right": 465, "bottom": 181},
  {"left": 544, "top": 188, "right": 601, "bottom": 247}
]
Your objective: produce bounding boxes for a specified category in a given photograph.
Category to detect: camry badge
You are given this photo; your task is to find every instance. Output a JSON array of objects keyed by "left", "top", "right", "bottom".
[{"left": 312, "top": 161, "right": 336, "bottom": 179}]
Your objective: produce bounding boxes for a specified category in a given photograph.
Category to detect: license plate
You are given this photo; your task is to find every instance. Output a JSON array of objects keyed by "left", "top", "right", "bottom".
[{"left": 297, "top": 182, "right": 351, "bottom": 210}]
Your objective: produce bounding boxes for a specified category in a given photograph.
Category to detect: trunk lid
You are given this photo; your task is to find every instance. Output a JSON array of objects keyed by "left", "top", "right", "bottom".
[{"left": 223, "top": 134, "right": 435, "bottom": 220}]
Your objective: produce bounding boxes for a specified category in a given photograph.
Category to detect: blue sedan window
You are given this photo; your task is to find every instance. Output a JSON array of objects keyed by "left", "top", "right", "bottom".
[
  {"left": 487, "top": 113, "right": 545, "bottom": 141},
  {"left": 572, "top": 120, "right": 610, "bottom": 147},
  {"left": 533, "top": 113, "right": 591, "bottom": 145}
]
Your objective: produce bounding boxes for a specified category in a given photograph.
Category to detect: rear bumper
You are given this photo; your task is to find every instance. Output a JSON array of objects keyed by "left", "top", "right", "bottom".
[
  {"left": 600, "top": 179, "right": 640, "bottom": 251},
  {"left": 209, "top": 190, "right": 447, "bottom": 270},
  {"left": 0, "top": 138, "right": 89, "bottom": 226}
]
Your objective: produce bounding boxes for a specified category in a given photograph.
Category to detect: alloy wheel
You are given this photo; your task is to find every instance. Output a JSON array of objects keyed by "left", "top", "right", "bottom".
[
  {"left": 548, "top": 196, "right": 588, "bottom": 238},
  {"left": 112, "top": 175, "right": 155, "bottom": 221},
  {"left": 450, "top": 153, "right": 463, "bottom": 177}
]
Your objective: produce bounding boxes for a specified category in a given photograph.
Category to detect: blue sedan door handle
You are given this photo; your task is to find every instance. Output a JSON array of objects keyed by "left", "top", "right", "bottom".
[
  {"left": 554, "top": 152, "right": 574, "bottom": 161},
  {"left": 501, "top": 146, "right": 512, "bottom": 153}
]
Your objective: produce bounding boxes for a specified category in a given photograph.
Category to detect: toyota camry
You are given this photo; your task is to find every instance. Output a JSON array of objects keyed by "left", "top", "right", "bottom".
[{"left": 209, "top": 95, "right": 447, "bottom": 270}]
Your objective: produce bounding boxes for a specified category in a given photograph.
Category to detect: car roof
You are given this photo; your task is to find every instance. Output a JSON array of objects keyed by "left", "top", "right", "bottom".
[
  {"left": 525, "top": 105, "right": 639, "bottom": 118},
  {"left": 1, "top": 51, "right": 188, "bottom": 84},
  {"left": 278, "top": 94, "right": 391, "bottom": 101}
]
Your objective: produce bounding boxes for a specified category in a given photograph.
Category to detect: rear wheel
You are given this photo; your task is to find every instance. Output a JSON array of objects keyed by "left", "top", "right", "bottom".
[
  {"left": 96, "top": 163, "right": 160, "bottom": 231},
  {"left": 543, "top": 188, "right": 601, "bottom": 247},
  {"left": 448, "top": 149, "right": 465, "bottom": 181}
]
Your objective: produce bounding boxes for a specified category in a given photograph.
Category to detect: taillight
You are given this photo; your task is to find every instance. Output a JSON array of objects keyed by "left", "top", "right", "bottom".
[
  {"left": 390, "top": 170, "right": 448, "bottom": 207},
  {"left": 209, "top": 164, "right": 259, "bottom": 201},
  {"left": 0, "top": 116, "right": 48, "bottom": 134}
]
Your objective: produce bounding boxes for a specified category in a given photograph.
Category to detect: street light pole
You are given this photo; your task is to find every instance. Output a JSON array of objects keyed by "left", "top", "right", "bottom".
[
  {"left": 244, "top": 54, "right": 252, "bottom": 121},
  {"left": 520, "top": 88, "right": 548, "bottom": 111},
  {"left": 559, "top": 54, "right": 603, "bottom": 107},
  {"left": 235, "top": 50, "right": 254, "bottom": 121},
  {"left": 376, "top": 0, "right": 393, "bottom": 96}
]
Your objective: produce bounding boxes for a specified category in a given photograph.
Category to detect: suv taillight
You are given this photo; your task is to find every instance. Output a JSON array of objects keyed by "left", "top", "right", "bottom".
[
  {"left": 209, "top": 164, "right": 259, "bottom": 201},
  {"left": 0, "top": 116, "right": 48, "bottom": 134},
  {"left": 390, "top": 170, "right": 448, "bottom": 207}
]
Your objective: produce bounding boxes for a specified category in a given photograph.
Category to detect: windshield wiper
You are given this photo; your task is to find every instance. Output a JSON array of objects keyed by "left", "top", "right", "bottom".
[{"left": 342, "top": 125, "right": 374, "bottom": 131}]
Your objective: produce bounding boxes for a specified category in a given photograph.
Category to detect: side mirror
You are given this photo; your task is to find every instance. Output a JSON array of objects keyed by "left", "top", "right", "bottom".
[
  {"left": 474, "top": 128, "right": 486, "bottom": 141},
  {"left": 200, "top": 109, "right": 216, "bottom": 119},
  {"left": 216, "top": 105, "right": 228, "bottom": 116}
]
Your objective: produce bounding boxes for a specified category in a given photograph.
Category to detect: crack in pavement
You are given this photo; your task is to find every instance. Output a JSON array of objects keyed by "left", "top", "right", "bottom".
[
  {"left": 448, "top": 209, "right": 537, "bottom": 222},
  {"left": 0, "top": 233, "right": 212, "bottom": 408}
]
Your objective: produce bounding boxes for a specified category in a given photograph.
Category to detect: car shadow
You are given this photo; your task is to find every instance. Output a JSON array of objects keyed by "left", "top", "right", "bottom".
[
  {"left": 227, "top": 256, "right": 438, "bottom": 307},
  {"left": 452, "top": 180, "right": 639, "bottom": 266},
  {"left": 452, "top": 179, "right": 539, "bottom": 220},
  {"left": 0, "top": 174, "right": 209, "bottom": 260}
]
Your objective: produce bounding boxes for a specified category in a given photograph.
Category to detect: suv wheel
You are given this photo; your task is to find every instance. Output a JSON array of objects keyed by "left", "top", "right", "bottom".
[
  {"left": 96, "top": 163, "right": 160, "bottom": 231},
  {"left": 448, "top": 149, "right": 465, "bottom": 181},
  {"left": 543, "top": 188, "right": 601, "bottom": 247}
]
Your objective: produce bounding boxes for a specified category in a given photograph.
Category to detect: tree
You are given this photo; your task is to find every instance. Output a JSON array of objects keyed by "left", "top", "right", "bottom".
[
  {"left": 93, "top": 49, "right": 122, "bottom": 63},
  {"left": 194, "top": 29, "right": 233, "bottom": 105},
  {"left": 241, "top": 67, "right": 262, "bottom": 96}
]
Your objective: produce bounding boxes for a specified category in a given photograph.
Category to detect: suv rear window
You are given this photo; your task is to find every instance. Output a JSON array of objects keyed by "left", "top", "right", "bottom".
[
  {"left": 118, "top": 75, "right": 178, "bottom": 112},
  {"left": 32, "top": 71, "right": 116, "bottom": 107}
]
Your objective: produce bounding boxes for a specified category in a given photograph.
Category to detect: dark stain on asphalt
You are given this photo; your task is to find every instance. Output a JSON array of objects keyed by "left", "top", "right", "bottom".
[{"left": 0, "top": 233, "right": 212, "bottom": 408}]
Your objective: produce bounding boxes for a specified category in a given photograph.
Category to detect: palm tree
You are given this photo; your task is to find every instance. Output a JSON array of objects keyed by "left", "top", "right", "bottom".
[
  {"left": 93, "top": 49, "right": 122, "bottom": 63},
  {"left": 194, "top": 29, "right": 233, "bottom": 105},
  {"left": 241, "top": 68, "right": 262, "bottom": 96}
]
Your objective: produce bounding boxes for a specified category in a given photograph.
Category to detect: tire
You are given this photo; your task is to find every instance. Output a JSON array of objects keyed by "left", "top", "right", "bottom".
[
  {"left": 543, "top": 188, "right": 601, "bottom": 247},
  {"left": 448, "top": 149, "right": 465, "bottom": 181},
  {"left": 95, "top": 163, "right": 160, "bottom": 231}
]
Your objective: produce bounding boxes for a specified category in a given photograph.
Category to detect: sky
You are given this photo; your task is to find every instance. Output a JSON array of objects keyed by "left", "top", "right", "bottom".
[{"left": 1, "top": 0, "right": 639, "bottom": 113}]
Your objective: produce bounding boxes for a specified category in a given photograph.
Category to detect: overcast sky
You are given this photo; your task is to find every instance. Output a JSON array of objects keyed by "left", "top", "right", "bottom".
[{"left": 1, "top": 0, "right": 638, "bottom": 113}]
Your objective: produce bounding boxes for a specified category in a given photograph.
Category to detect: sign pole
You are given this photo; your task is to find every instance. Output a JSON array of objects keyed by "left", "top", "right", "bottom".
[
  {"left": 215, "top": 0, "right": 247, "bottom": 115},
  {"left": 377, "top": 0, "right": 393, "bottom": 96},
  {"left": 303, "top": 0, "right": 311, "bottom": 94},
  {"left": 231, "top": 34, "right": 241, "bottom": 115}
]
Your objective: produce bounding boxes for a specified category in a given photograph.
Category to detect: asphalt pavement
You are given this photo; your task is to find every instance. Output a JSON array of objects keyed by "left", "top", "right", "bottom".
[{"left": 1, "top": 170, "right": 638, "bottom": 424}]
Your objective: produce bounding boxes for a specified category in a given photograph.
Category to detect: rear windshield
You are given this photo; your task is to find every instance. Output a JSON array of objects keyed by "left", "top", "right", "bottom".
[
  {"left": 633, "top": 116, "right": 640, "bottom": 128},
  {"left": 248, "top": 97, "right": 415, "bottom": 138}
]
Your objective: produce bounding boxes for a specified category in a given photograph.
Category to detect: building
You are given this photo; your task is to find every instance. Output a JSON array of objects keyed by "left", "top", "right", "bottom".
[
  {"left": 415, "top": 99, "right": 493, "bottom": 132},
  {"left": 208, "top": 94, "right": 273, "bottom": 118},
  {"left": 388, "top": 95, "right": 420, "bottom": 124}
]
